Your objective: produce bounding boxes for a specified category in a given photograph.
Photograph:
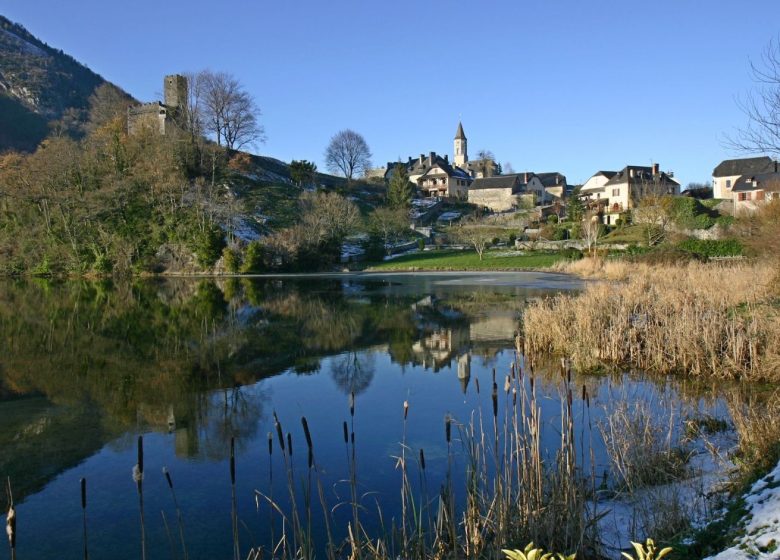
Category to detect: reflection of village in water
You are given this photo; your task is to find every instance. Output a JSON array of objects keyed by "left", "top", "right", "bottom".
[
  {"left": 406, "top": 294, "right": 523, "bottom": 393},
  {"left": 0, "top": 276, "right": 549, "bottom": 499}
]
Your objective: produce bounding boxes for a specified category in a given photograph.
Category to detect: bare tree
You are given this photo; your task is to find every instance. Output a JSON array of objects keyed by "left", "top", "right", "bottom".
[
  {"left": 581, "top": 212, "right": 603, "bottom": 255},
  {"left": 453, "top": 217, "right": 493, "bottom": 261},
  {"left": 503, "top": 162, "right": 515, "bottom": 174},
  {"left": 299, "top": 191, "right": 362, "bottom": 245},
  {"left": 474, "top": 149, "right": 497, "bottom": 177},
  {"left": 633, "top": 195, "right": 672, "bottom": 246},
  {"left": 199, "top": 70, "right": 265, "bottom": 151},
  {"left": 325, "top": 129, "right": 372, "bottom": 181},
  {"left": 729, "top": 38, "right": 780, "bottom": 156}
]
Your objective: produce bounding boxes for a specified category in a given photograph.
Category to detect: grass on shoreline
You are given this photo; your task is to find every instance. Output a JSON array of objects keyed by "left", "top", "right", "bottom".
[
  {"left": 366, "top": 249, "right": 565, "bottom": 271},
  {"left": 524, "top": 259, "right": 780, "bottom": 382}
]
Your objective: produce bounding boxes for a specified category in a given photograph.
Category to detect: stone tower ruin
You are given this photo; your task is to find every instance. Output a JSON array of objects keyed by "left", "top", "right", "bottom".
[{"left": 127, "top": 74, "right": 188, "bottom": 136}]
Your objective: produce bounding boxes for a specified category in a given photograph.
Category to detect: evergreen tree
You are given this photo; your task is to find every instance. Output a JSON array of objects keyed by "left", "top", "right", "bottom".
[{"left": 387, "top": 163, "right": 414, "bottom": 208}]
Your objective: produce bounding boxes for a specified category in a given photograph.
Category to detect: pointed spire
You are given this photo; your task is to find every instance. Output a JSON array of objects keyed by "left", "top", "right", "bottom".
[{"left": 455, "top": 121, "right": 466, "bottom": 140}]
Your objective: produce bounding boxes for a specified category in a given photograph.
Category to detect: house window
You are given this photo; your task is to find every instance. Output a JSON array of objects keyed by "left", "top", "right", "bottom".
[
  {"left": 612, "top": 188, "right": 620, "bottom": 197},
  {"left": 726, "top": 179, "right": 732, "bottom": 190}
]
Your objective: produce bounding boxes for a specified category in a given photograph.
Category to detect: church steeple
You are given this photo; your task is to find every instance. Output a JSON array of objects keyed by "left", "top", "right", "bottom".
[{"left": 454, "top": 121, "right": 467, "bottom": 167}]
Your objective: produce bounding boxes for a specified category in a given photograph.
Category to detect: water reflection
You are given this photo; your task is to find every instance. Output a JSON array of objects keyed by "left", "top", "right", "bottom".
[
  {"left": 0, "top": 273, "right": 749, "bottom": 559},
  {"left": 0, "top": 274, "right": 547, "bottom": 500}
]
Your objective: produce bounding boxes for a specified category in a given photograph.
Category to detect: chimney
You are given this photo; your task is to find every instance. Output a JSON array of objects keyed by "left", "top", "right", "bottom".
[
  {"left": 429, "top": 151, "right": 436, "bottom": 164},
  {"left": 629, "top": 169, "right": 635, "bottom": 179},
  {"left": 523, "top": 172, "right": 529, "bottom": 183},
  {"left": 652, "top": 163, "right": 659, "bottom": 176},
  {"left": 444, "top": 154, "right": 449, "bottom": 163},
  {"left": 775, "top": 160, "right": 778, "bottom": 173},
  {"left": 408, "top": 156, "right": 412, "bottom": 164},
  {"left": 419, "top": 154, "right": 425, "bottom": 165}
]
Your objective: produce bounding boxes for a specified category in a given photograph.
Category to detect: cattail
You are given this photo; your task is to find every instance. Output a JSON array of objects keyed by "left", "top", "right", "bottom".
[
  {"left": 137, "top": 435, "right": 144, "bottom": 476},
  {"left": 475, "top": 378, "right": 480, "bottom": 394},
  {"left": 403, "top": 400, "right": 409, "bottom": 420},
  {"left": 342, "top": 421, "right": 349, "bottom": 444},
  {"left": 349, "top": 391, "right": 355, "bottom": 417},
  {"left": 567, "top": 388, "right": 573, "bottom": 407},
  {"left": 267, "top": 432, "right": 273, "bottom": 456},
  {"left": 351, "top": 432, "right": 355, "bottom": 445},
  {"left": 81, "top": 477, "right": 88, "bottom": 560},
  {"left": 445, "top": 416, "right": 451, "bottom": 444},
  {"left": 492, "top": 368, "right": 496, "bottom": 384},
  {"left": 419, "top": 449, "right": 426, "bottom": 471},
  {"left": 492, "top": 382, "right": 498, "bottom": 418},
  {"left": 230, "top": 437, "right": 236, "bottom": 485},
  {"left": 510, "top": 362, "right": 516, "bottom": 379},
  {"left": 582, "top": 385, "right": 586, "bottom": 401},
  {"left": 286, "top": 433, "right": 293, "bottom": 457},
  {"left": 274, "top": 415, "right": 285, "bottom": 452},
  {"left": 301, "top": 417, "right": 313, "bottom": 470}
]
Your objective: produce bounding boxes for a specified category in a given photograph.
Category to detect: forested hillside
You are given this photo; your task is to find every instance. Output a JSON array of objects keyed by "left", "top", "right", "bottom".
[{"left": 0, "top": 15, "right": 119, "bottom": 151}]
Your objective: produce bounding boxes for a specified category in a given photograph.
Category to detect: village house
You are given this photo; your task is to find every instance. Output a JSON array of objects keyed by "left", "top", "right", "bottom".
[
  {"left": 535, "top": 172, "right": 568, "bottom": 201},
  {"left": 712, "top": 156, "right": 777, "bottom": 200},
  {"left": 600, "top": 164, "right": 680, "bottom": 224},
  {"left": 731, "top": 171, "right": 780, "bottom": 213},
  {"left": 580, "top": 170, "right": 617, "bottom": 201},
  {"left": 467, "top": 175, "right": 525, "bottom": 211}
]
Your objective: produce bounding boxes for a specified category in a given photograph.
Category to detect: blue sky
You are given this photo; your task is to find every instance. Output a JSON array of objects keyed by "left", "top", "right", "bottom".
[{"left": 3, "top": 0, "right": 777, "bottom": 185}]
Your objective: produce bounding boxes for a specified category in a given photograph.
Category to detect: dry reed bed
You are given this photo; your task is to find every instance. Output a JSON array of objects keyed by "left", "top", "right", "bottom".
[{"left": 525, "top": 262, "right": 780, "bottom": 381}]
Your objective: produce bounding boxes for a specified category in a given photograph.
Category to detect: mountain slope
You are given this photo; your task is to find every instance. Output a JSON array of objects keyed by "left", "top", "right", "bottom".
[{"left": 0, "top": 15, "right": 109, "bottom": 151}]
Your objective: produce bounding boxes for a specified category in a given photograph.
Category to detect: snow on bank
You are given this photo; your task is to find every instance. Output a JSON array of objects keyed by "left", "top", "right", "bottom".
[
  {"left": 706, "top": 458, "right": 780, "bottom": 559},
  {"left": 598, "top": 432, "right": 737, "bottom": 558}
]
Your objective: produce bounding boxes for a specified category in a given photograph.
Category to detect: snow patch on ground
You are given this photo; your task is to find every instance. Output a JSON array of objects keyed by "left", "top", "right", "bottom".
[
  {"left": 0, "top": 27, "right": 48, "bottom": 57},
  {"left": 599, "top": 431, "right": 737, "bottom": 559},
  {"left": 706, "top": 458, "right": 780, "bottom": 559}
]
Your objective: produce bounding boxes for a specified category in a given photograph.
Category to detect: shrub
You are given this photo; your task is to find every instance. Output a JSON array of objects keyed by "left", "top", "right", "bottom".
[
  {"left": 547, "top": 214, "right": 559, "bottom": 224},
  {"left": 362, "top": 236, "right": 386, "bottom": 262},
  {"left": 222, "top": 246, "right": 242, "bottom": 273},
  {"left": 633, "top": 247, "right": 705, "bottom": 265},
  {"left": 417, "top": 238, "right": 425, "bottom": 251},
  {"left": 30, "top": 256, "right": 52, "bottom": 277},
  {"left": 509, "top": 232, "right": 517, "bottom": 245},
  {"left": 240, "top": 241, "right": 265, "bottom": 273},
  {"left": 191, "top": 222, "right": 227, "bottom": 268},
  {"left": 677, "top": 238, "right": 743, "bottom": 258},
  {"left": 667, "top": 197, "right": 716, "bottom": 230},
  {"left": 492, "top": 236, "right": 501, "bottom": 245},
  {"left": 560, "top": 247, "right": 583, "bottom": 260}
]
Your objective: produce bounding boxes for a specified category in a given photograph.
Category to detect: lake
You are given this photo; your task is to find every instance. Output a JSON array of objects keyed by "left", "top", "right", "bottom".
[{"left": 0, "top": 273, "right": 739, "bottom": 559}]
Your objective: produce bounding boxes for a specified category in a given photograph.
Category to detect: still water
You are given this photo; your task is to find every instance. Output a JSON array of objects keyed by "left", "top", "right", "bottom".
[{"left": 0, "top": 273, "right": 731, "bottom": 559}]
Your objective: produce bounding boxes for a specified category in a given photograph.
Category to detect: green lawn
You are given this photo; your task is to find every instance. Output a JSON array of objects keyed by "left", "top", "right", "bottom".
[{"left": 366, "top": 249, "right": 565, "bottom": 271}]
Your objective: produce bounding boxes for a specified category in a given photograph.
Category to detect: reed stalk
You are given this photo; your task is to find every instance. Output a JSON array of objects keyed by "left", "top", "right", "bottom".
[
  {"left": 81, "top": 477, "right": 88, "bottom": 560},
  {"left": 162, "top": 467, "right": 188, "bottom": 560},
  {"left": 230, "top": 436, "right": 240, "bottom": 560},
  {"left": 6, "top": 478, "right": 15, "bottom": 560},
  {"left": 134, "top": 435, "right": 146, "bottom": 560}
]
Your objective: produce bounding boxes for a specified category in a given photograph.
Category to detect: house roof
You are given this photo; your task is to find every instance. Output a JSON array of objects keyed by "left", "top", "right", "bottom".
[
  {"left": 712, "top": 156, "right": 777, "bottom": 178},
  {"left": 604, "top": 165, "right": 679, "bottom": 187},
  {"left": 534, "top": 172, "right": 567, "bottom": 187},
  {"left": 732, "top": 172, "right": 780, "bottom": 193},
  {"left": 455, "top": 121, "right": 466, "bottom": 140},
  {"left": 468, "top": 175, "right": 521, "bottom": 191}
]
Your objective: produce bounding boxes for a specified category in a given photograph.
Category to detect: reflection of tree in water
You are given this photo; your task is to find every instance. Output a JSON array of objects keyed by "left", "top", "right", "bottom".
[
  {"left": 330, "top": 351, "right": 375, "bottom": 395},
  {"left": 177, "top": 386, "right": 267, "bottom": 460}
]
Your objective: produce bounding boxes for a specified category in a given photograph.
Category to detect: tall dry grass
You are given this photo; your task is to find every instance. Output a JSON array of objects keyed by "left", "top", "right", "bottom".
[{"left": 525, "top": 261, "right": 780, "bottom": 381}]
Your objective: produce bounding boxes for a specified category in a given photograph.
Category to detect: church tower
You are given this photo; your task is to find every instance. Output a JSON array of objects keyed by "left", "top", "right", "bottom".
[{"left": 454, "top": 121, "right": 468, "bottom": 167}]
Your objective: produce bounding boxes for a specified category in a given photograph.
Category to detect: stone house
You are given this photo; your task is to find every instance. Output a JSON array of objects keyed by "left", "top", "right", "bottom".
[
  {"left": 712, "top": 156, "right": 777, "bottom": 200},
  {"left": 467, "top": 175, "right": 524, "bottom": 211},
  {"left": 731, "top": 172, "right": 780, "bottom": 213},
  {"left": 416, "top": 155, "right": 473, "bottom": 198},
  {"left": 535, "top": 172, "right": 568, "bottom": 201}
]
